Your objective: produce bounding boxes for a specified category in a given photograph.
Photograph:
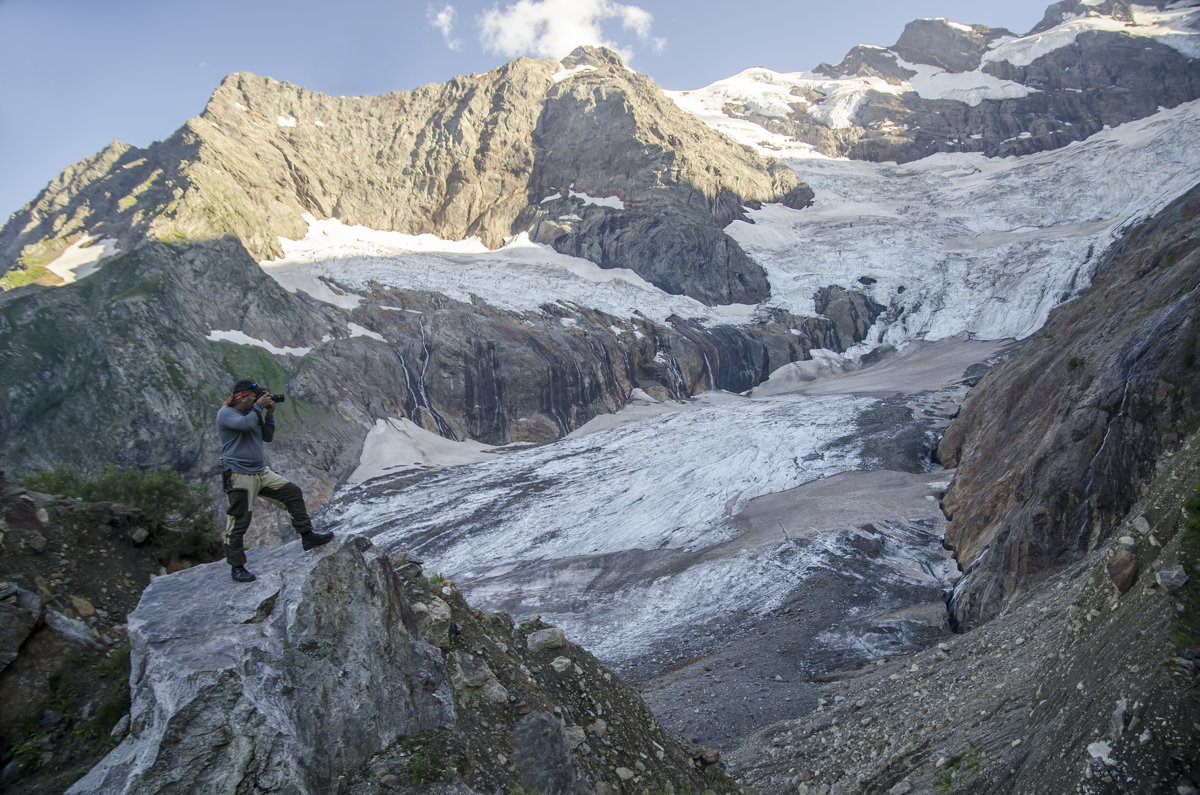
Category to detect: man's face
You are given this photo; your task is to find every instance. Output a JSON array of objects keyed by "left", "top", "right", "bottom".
[{"left": 232, "top": 391, "right": 257, "bottom": 411}]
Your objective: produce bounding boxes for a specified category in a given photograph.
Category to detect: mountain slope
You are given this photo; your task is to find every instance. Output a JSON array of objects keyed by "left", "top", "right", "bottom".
[{"left": 0, "top": 47, "right": 807, "bottom": 306}]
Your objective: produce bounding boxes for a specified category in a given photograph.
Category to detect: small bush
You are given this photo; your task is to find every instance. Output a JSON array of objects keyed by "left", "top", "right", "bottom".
[
  {"left": 23, "top": 464, "right": 215, "bottom": 536},
  {"left": 21, "top": 464, "right": 220, "bottom": 564},
  {"left": 396, "top": 729, "right": 452, "bottom": 784}
]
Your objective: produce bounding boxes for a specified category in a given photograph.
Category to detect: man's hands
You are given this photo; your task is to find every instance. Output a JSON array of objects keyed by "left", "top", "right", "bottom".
[{"left": 255, "top": 392, "right": 276, "bottom": 416}]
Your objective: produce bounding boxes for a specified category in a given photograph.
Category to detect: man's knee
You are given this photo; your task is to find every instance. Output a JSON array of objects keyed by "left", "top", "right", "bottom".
[{"left": 225, "top": 487, "right": 250, "bottom": 519}]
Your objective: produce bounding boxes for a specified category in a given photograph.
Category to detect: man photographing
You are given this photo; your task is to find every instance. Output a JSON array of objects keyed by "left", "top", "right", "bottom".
[{"left": 217, "top": 379, "right": 332, "bottom": 582}]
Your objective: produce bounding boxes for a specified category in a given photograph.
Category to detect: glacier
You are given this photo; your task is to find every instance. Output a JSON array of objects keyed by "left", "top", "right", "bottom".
[{"left": 307, "top": 97, "right": 1200, "bottom": 696}]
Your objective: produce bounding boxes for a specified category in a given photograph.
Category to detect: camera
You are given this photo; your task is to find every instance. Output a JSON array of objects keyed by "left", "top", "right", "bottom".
[{"left": 255, "top": 389, "right": 286, "bottom": 403}]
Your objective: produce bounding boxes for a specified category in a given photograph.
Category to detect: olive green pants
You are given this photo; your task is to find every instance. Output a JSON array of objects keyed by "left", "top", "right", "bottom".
[{"left": 222, "top": 468, "right": 313, "bottom": 566}]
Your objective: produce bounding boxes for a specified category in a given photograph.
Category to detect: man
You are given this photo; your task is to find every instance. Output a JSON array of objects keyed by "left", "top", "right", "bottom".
[{"left": 217, "top": 379, "right": 332, "bottom": 582}]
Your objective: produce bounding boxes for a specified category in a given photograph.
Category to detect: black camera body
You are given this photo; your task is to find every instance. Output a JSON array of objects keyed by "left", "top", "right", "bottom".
[{"left": 255, "top": 389, "right": 286, "bottom": 403}]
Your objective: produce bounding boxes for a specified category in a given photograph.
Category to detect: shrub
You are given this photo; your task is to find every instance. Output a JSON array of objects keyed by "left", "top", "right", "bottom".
[{"left": 21, "top": 464, "right": 220, "bottom": 563}]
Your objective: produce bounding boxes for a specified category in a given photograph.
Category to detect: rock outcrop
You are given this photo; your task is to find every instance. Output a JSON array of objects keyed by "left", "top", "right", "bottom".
[
  {"left": 67, "top": 535, "right": 734, "bottom": 793},
  {"left": 938, "top": 180, "right": 1200, "bottom": 628},
  {"left": 0, "top": 470, "right": 218, "bottom": 791},
  {"left": 69, "top": 535, "right": 455, "bottom": 793}
]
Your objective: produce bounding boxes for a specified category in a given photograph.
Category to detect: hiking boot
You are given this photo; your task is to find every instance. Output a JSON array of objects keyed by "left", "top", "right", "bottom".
[
  {"left": 231, "top": 565, "right": 257, "bottom": 583},
  {"left": 302, "top": 530, "right": 334, "bottom": 551}
]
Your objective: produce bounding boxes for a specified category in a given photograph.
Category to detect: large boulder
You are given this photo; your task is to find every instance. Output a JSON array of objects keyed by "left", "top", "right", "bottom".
[{"left": 69, "top": 535, "right": 454, "bottom": 794}]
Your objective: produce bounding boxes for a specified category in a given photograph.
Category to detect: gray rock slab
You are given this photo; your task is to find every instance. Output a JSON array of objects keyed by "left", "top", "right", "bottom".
[{"left": 69, "top": 534, "right": 454, "bottom": 794}]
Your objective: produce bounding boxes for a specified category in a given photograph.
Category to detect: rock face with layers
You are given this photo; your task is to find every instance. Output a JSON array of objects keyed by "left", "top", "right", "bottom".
[
  {"left": 938, "top": 180, "right": 1200, "bottom": 628},
  {"left": 69, "top": 535, "right": 456, "bottom": 794}
]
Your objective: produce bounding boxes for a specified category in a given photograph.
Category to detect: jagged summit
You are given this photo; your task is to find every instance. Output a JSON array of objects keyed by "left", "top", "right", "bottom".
[
  {"left": 889, "top": 17, "right": 1012, "bottom": 72},
  {"left": 679, "top": 0, "right": 1200, "bottom": 162},
  {"left": 0, "top": 46, "right": 804, "bottom": 308}
]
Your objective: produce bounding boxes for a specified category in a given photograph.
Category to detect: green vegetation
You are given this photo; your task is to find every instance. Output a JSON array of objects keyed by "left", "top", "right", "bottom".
[
  {"left": 428, "top": 572, "right": 446, "bottom": 585},
  {"left": 0, "top": 263, "right": 50, "bottom": 291},
  {"left": 933, "top": 743, "right": 981, "bottom": 794},
  {"left": 0, "top": 237, "right": 77, "bottom": 290},
  {"left": 208, "top": 340, "right": 322, "bottom": 426},
  {"left": 10, "top": 735, "right": 42, "bottom": 774},
  {"left": 21, "top": 464, "right": 219, "bottom": 561},
  {"left": 9, "top": 644, "right": 132, "bottom": 781},
  {"left": 394, "top": 729, "right": 454, "bottom": 784},
  {"left": 1173, "top": 480, "right": 1200, "bottom": 653}
]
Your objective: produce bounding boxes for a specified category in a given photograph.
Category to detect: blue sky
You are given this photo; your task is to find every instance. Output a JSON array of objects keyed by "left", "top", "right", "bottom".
[{"left": 0, "top": 0, "right": 1055, "bottom": 223}]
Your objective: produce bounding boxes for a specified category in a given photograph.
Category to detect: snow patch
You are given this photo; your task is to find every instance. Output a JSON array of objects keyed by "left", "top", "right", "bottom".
[
  {"left": 44, "top": 237, "right": 119, "bottom": 285},
  {"left": 348, "top": 417, "right": 496, "bottom": 483},
  {"left": 553, "top": 64, "right": 597, "bottom": 82},
  {"left": 984, "top": 3, "right": 1200, "bottom": 66},
  {"left": 260, "top": 215, "right": 755, "bottom": 325},
  {"left": 347, "top": 322, "right": 385, "bottom": 342},
  {"left": 276, "top": 115, "right": 297, "bottom": 128},
  {"left": 206, "top": 330, "right": 312, "bottom": 357},
  {"left": 542, "top": 189, "right": 625, "bottom": 210},
  {"left": 897, "top": 57, "right": 1033, "bottom": 106}
]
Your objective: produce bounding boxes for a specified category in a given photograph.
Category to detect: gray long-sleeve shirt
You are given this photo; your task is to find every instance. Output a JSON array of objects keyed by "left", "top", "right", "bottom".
[{"left": 216, "top": 404, "right": 275, "bottom": 474}]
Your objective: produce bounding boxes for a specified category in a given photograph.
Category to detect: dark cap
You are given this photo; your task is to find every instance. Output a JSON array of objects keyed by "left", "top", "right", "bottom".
[{"left": 230, "top": 379, "right": 259, "bottom": 394}]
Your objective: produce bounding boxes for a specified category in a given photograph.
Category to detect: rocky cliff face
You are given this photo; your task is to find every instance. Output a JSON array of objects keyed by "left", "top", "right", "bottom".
[
  {"left": 687, "top": 1, "right": 1200, "bottom": 163},
  {"left": 938, "top": 180, "right": 1200, "bottom": 629}
]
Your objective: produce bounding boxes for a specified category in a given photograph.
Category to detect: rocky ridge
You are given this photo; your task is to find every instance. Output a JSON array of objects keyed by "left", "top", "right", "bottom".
[
  {"left": 683, "top": 0, "right": 1200, "bottom": 163},
  {"left": 0, "top": 47, "right": 807, "bottom": 306}
]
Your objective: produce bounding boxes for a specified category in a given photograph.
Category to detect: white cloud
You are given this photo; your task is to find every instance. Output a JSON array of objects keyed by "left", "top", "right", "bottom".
[
  {"left": 428, "top": 3, "right": 462, "bottom": 51},
  {"left": 477, "top": 0, "right": 664, "bottom": 61}
]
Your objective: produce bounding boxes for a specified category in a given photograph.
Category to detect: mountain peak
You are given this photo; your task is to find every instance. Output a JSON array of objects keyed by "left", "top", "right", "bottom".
[
  {"left": 891, "top": 17, "right": 1011, "bottom": 72},
  {"left": 560, "top": 44, "right": 627, "bottom": 72}
]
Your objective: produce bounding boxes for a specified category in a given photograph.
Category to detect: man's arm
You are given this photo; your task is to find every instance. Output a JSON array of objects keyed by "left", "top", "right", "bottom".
[
  {"left": 217, "top": 404, "right": 267, "bottom": 431},
  {"left": 258, "top": 394, "right": 277, "bottom": 443}
]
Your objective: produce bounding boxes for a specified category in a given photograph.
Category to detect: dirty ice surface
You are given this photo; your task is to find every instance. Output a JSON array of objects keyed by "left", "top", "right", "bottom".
[{"left": 324, "top": 339, "right": 1004, "bottom": 673}]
